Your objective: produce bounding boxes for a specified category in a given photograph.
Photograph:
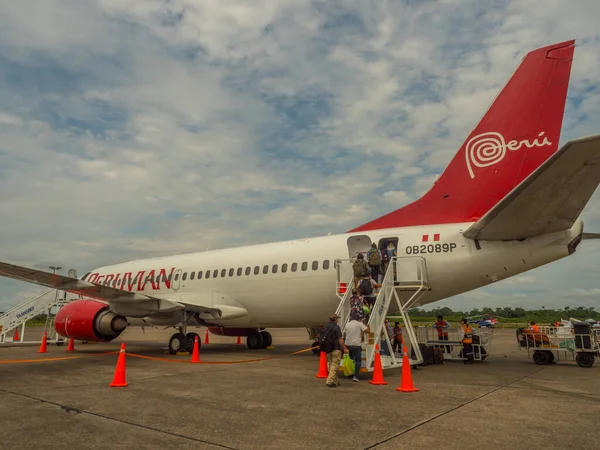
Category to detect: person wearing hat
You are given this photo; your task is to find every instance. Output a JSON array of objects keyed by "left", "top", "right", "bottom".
[{"left": 320, "top": 313, "right": 349, "bottom": 387}]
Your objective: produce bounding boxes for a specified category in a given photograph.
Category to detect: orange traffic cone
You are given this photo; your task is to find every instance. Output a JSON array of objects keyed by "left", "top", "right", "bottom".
[
  {"left": 204, "top": 329, "right": 210, "bottom": 344},
  {"left": 315, "top": 351, "right": 328, "bottom": 378},
  {"left": 396, "top": 346, "right": 419, "bottom": 392},
  {"left": 369, "top": 343, "right": 388, "bottom": 385},
  {"left": 66, "top": 338, "right": 75, "bottom": 352},
  {"left": 13, "top": 328, "right": 19, "bottom": 342},
  {"left": 236, "top": 336, "right": 242, "bottom": 345},
  {"left": 109, "top": 343, "right": 128, "bottom": 387},
  {"left": 38, "top": 332, "right": 48, "bottom": 353},
  {"left": 191, "top": 336, "right": 201, "bottom": 363}
]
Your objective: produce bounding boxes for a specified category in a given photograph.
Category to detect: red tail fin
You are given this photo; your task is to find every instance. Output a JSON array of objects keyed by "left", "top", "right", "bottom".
[{"left": 350, "top": 40, "right": 575, "bottom": 232}]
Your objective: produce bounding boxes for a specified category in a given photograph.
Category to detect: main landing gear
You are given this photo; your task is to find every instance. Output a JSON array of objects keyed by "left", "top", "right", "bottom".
[
  {"left": 168, "top": 331, "right": 199, "bottom": 354},
  {"left": 247, "top": 330, "right": 272, "bottom": 350}
]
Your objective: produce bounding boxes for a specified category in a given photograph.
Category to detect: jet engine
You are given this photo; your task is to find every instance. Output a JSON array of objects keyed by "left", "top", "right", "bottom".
[{"left": 55, "top": 299, "right": 128, "bottom": 342}]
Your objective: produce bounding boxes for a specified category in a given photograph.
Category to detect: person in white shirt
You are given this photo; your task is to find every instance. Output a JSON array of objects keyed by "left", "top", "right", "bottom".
[{"left": 344, "top": 311, "right": 370, "bottom": 381}]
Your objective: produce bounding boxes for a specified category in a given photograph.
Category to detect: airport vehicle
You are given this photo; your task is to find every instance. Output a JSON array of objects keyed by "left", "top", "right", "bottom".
[
  {"left": 2, "top": 40, "right": 600, "bottom": 362},
  {"left": 517, "top": 322, "right": 600, "bottom": 367}
]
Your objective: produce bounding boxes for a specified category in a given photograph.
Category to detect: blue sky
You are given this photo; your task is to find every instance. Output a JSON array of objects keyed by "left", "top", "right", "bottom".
[{"left": 1, "top": 0, "right": 600, "bottom": 313}]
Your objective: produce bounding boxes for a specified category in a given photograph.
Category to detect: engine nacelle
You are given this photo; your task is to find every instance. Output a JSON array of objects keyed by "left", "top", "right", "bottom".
[
  {"left": 55, "top": 299, "right": 128, "bottom": 342},
  {"left": 208, "top": 327, "right": 259, "bottom": 337}
]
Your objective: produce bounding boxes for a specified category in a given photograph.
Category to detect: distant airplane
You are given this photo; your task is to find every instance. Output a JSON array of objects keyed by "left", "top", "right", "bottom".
[{"left": 2, "top": 39, "right": 600, "bottom": 354}]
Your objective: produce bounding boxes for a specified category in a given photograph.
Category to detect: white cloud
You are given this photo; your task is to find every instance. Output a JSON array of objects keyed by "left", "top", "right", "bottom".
[{"left": 1, "top": 0, "right": 600, "bottom": 313}]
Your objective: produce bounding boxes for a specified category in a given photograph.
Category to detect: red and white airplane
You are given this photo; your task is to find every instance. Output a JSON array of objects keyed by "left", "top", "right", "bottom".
[{"left": 2, "top": 39, "right": 600, "bottom": 353}]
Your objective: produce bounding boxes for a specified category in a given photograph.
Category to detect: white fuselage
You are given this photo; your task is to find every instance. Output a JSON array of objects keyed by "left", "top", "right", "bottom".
[{"left": 85, "top": 220, "right": 583, "bottom": 329}]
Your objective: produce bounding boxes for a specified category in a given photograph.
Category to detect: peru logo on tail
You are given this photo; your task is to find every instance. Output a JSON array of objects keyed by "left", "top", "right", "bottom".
[{"left": 466, "top": 132, "right": 553, "bottom": 178}]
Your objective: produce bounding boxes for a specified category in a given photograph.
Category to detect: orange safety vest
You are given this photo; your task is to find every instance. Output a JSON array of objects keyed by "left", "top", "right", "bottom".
[
  {"left": 530, "top": 324, "right": 540, "bottom": 332},
  {"left": 435, "top": 320, "right": 449, "bottom": 337},
  {"left": 461, "top": 324, "right": 473, "bottom": 344}
]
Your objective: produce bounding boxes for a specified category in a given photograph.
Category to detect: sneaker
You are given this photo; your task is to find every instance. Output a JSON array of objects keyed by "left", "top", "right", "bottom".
[
  {"left": 326, "top": 383, "right": 337, "bottom": 388},
  {"left": 352, "top": 376, "right": 359, "bottom": 382}
]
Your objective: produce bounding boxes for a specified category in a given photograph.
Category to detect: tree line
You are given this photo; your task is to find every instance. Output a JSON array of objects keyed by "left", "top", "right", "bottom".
[{"left": 409, "top": 305, "right": 599, "bottom": 321}]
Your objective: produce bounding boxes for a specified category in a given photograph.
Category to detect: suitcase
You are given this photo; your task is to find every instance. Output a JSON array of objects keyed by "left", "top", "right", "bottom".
[
  {"left": 412, "top": 343, "right": 434, "bottom": 366},
  {"left": 433, "top": 347, "right": 444, "bottom": 364}
]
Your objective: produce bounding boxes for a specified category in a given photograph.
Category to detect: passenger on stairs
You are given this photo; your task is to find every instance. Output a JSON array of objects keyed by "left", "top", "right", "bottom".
[
  {"left": 366, "top": 242, "right": 382, "bottom": 283},
  {"left": 357, "top": 275, "right": 381, "bottom": 312},
  {"left": 349, "top": 289, "right": 365, "bottom": 323},
  {"left": 344, "top": 311, "right": 370, "bottom": 382},
  {"left": 352, "top": 254, "right": 370, "bottom": 287}
]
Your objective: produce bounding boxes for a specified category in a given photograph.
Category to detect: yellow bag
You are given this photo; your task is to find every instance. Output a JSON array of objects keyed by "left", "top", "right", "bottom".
[{"left": 342, "top": 354, "right": 355, "bottom": 376}]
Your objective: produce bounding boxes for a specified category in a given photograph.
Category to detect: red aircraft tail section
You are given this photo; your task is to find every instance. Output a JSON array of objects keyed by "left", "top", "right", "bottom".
[{"left": 350, "top": 40, "right": 575, "bottom": 232}]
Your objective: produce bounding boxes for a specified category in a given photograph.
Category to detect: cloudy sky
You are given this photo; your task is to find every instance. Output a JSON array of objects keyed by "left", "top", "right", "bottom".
[{"left": 1, "top": 0, "right": 600, "bottom": 314}]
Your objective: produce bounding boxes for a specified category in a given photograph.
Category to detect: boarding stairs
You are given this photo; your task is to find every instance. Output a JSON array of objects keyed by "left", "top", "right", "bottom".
[
  {"left": 334, "top": 256, "right": 430, "bottom": 372},
  {"left": 0, "top": 287, "right": 79, "bottom": 344}
]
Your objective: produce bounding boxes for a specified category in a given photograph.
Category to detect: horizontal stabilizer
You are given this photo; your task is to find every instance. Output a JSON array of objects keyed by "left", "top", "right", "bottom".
[{"left": 463, "top": 135, "right": 600, "bottom": 240}]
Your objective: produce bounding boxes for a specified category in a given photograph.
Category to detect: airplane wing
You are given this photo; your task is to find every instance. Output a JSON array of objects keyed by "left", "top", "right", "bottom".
[
  {"left": 0, "top": 261, "right": 227, "bottom": 318},
  {"left": 463, "top": 135, "right": 600, "bottom": 241}
]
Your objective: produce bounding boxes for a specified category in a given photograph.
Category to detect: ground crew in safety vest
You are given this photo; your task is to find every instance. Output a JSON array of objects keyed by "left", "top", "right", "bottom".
[
  {"left": 529, "top": 321, "right": 540, "bottom": 332},
  {"left": 461, "top": 318, "right": 474, "bottom": 364},
  {"left": 433, "top": 315, "right": 451, "bottom": 353}
]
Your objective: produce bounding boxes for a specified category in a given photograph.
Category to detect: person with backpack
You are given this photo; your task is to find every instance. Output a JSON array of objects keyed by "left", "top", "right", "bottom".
[
  {"left": 319, "top": 313, "right": 349, "bottom": 387},
  {"left": 357, "top": 275, "right": 381, "bottom": 311},
  {"left": 366, "top": 242, "right": 382, "bottom": 283},
  {"left": 352, "top": 253, "right": 369, "bottom": 287}
]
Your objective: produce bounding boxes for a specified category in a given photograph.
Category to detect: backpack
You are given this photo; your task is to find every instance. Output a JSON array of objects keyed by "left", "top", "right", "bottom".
[
  {"left": 353, "top": 259, "right": 367, "bottom": 277},
  {"left": 319, "top": 323, "right": 337, "bottom": 353},
  {"left": 368, "top": 249, "right": 381, "bottom": 266},
  {"left": 358, "top": 278, "right": 373, "bottom": 296}
]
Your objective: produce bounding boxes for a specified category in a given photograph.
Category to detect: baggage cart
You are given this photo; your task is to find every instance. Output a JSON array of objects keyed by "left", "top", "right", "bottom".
[{"left": 517, "top": 322, "right": 599, "bottom": 368}]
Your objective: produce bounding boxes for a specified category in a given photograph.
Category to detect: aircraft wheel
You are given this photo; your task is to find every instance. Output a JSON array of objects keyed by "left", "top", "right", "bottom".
[
  {"left": 576, "top": 352, "right": 595, "bottom": 368},
  {"left": 186, "top": 332, "right": 200, "bottom": 352},
  {"left": 247, "top": 332, "right": 264, "bottom": 350},
  {"left": 56, "top": 339, "right": 64, "bottom": 347},
  {"left": 532, "top": 350, "right": 550, "bottom": 365},
  {"left": 169, "top": 333, "right": 188, "bottom": 354},
  {"left": 260, "top": 331, "right": 272, "bottom": 348},
  {"left": 312, "top": 341, "right": 321, "bottom": 355}
]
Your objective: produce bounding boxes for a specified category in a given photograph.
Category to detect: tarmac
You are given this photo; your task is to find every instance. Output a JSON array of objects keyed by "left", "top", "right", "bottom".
[{"left": 0, "top": 327, "right": 598, "bottom": 449}]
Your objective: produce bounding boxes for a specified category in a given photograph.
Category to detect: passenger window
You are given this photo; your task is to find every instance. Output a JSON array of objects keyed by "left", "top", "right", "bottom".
[
  {"left": 245, "top": 267, "right": 251, "bottom": 276},
  {"left": 221, "top": 269, "right": 226, "bottom": 277},
  {"left": 291, "top": 263, "right": 297, "bottom": 272},
  {"left": 323, "top": 260, "right": 329, "bottom": 270},
  {"left": 282, "top": 263, "right": 288, "bottom": 273},
  {"left": 182, "top": 272, "right": 187, "bottom": 281},
  {"left": 312, "top": 261, "right": 318, "bottom": 270},
  {"left": 168, "top": 275, "right": 172, "bottom": 282},
  {"left": 263, "top": 265, "right": 268, "bottom": 274},
  {"left": 198, "top": 271, "right": 203, "bottom": 280},
  {"left": 206, "top": 270, "right": 211, "bottom": 279},
  {"left": 213, "top": 269, "right": 218, "bottom": 278},
  {"left": 237, "top": 267, "right": 242, "bottom": 276},
  {"left": 272, "top": 264, "right": 278, "bottom": 274},
  {"left": 190, "top": 272, "right": 195, "bottom": 280},
  {"left": 254, "top": 266, "right": 260, "bottom": 275},
  {"left": 229, "top": 268, "right": 234, "bottom": 277},
  {"left": 175, "top": 273, "right": 179, "bottom": 281},
  {"left": 302, "top": 262, "right": 308, "bottom": 271}
]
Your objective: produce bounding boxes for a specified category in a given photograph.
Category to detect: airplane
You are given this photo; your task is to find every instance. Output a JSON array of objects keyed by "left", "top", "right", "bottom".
[{"left": 2, "top": 39, "right": 600, "bottom": 355}]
